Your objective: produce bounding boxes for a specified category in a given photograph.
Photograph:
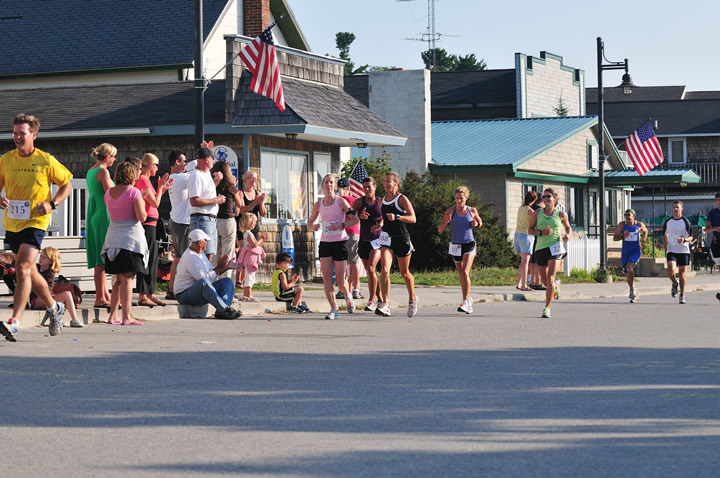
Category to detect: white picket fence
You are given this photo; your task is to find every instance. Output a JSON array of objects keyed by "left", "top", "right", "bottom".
[{"left": 563, "top": 235, "right": 601, "bottom": 275}]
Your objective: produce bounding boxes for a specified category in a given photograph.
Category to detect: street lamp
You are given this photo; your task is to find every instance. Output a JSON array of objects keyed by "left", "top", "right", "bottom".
[{"left": 597, "top": 36, "right": 634, "bottom": 270}]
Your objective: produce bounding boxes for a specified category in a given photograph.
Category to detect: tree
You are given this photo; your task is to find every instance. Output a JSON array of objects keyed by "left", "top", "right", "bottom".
[
  {"left": 554, "top": 95, "right": 569, "bottom": 117},
  {"left": 421, "top": 48, "right": 487, "bottom": 72},
  {"left": 335, "top": 32, "right": 368, "bottom": 76},
  {"left": 340, "top": 153, "right": 393, "bottom": 198}
]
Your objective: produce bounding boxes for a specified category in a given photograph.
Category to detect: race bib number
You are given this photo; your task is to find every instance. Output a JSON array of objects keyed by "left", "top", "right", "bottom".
[
  {"left": 448, "top": 243, "right": 462, "bottom": 256},
  {"left": 549, "top": 241, "right": 566, "bottom": 256},
  {"left": 323, "top": 222, "right": 342, "bottom": 235},
  {"left": 626, "top": 231, "right": 638, "bottom": 242},
  {"left": 8, "top": 200, "right": 31, "bottom": 220},
  {"left": 371, "top": 231, "right": 391, "bottom": 249}
]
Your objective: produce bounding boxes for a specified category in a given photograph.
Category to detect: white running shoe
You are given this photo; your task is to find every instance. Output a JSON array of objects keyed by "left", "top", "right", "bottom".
[
  {"left": 346, "top": 298, "right": 355, "bottom": 314},
  {"left": 364, "top": 300, "right": 377, "bottom": 312},
  {"left": 407, "top": 297, "right": 419, "bottom": 317},
  {"left": 47, "top": 302, "right": 65, "bottom": 336},
  {"left": 554, "top": 280, "right": 560, "bottom": 300},
  {"left": 679, "top": 295, "right": 686, "bottom": 304},
  {"left": 467, "top": 296, "right": 474, "bottom": 313},
  {"left": 375, "top": 302, "right": 391, "bottom": 317},
  {"left": 458, "top": 299, "right": 471, "bottom": 314},
  {"left": 325, "top": 309, "right": 338, "bottom": 320},
  {"left": 0, "top": 318, "right": 18, "bottom": 342}
]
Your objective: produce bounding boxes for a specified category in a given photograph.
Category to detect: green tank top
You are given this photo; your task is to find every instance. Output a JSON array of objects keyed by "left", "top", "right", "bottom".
[
  {"left": 272, "top": 269, "right": 285, "bottom": 297},
  {"left": 536, "top": 208, "right": 563, "bottom": 250}
]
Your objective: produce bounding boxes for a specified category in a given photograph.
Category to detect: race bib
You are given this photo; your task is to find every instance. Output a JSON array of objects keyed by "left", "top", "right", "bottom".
[
  {"left": 448, "top": 243, "right": 462, "bottom": 256},
  {"left": 323, "top": 222, "right": 342, "bottom": 235},
  {"left": 8, "top": 200, "right": 31, "bottom": 220},
  {"left": 371, "top": 231, "right": 391, "bottom": 249},
  {"left": 626, "top": 231, "right": 638, "bottom": 242},
  {"left": 549, "top": 241, "right": 566, "bottom": 255}
]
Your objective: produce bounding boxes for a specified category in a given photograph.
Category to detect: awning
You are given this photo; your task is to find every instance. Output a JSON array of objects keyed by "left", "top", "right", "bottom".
[{"left": 592, "top": 169, "right": 701, "bottom": 186}]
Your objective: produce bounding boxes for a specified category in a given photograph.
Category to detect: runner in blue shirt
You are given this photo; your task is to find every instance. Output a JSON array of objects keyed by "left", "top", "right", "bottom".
[{"left": 613, "top": 208, "right": 647, "bottom": 303}]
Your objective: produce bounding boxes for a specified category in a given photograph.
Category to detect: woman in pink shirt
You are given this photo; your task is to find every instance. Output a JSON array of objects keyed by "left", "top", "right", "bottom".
[
  {"left": 135, "top": 153, "right": 172, "bottom": 307},
  {"left": 308, "top": 174, "right": 358, "bottom": 320},
  {"left": 103, "top": 161, "right": 148, "bottom": 325}
]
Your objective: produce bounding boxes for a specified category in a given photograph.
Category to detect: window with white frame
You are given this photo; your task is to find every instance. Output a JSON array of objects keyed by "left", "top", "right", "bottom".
[
  {"left": 587, "top": 140, "right": 598, "bottom": 170},
  {"left": 565, "top": 185, "right": 584, "bottom": 228},
  {"left": 260, "top": 149, "right": 309, "bottom": 221},
  {"left": 668, "top": 138, "right": 686, "bottom": 164}
]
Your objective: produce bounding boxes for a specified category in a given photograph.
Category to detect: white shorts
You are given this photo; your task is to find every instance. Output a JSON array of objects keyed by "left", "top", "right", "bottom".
[{"left": 243, "top": 271, "right": 256, "bottom": 288}]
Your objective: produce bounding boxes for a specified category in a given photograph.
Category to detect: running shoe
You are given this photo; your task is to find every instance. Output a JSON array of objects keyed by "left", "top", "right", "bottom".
[
  {"left": 299, "top": 302, "right": 311, "bottom": 313},
  {"left": 554, "top": 280, "right": 560, "bottom": 300},
  {"left": 47, "top": 302, "right": 65, "bottom": 336},
  {"left": 629, "top": 288, "right": 635, "bottom": 303},
  {"left": 335, "top": 290, "right": 345, "bottom": 300},
  {"left": 325, "top": 309, "right": 338, "bottom": 320},
  {"left": 70, "top": 319, "right": 84, "bottom": 328},
  {"left": 542, "top": 307, "right": 551, "bottom": 318},
  {"left": 375, "top": 302, "right": 391, "bottom": 317},
  {"left": 467, "top": 297, "right": 474, "bottom": 313},
  {"left": 364, "top": 300, "right": 377, "bottom": 312},
  {"left": 671, "top": 282, "right": 678, "bottom": 298},
  {"left": 0, "top": 318, "right": 17, "bottom": 342},
  {"left": 458, "top": 299, "right": 471, "bottom": 314},
  {"left": 346, "top": 298, "right": 355, "bottom": 314},
  {"left": 288, "top": 305, "right": 304, "bottom": 313},
  {"left": 407, "top": 297, "right": 419, "bottom": 317},
  {"left": 679, "top": 295, "right": 686, "bottom": 304},
  {"left": 716, "top": 292, "right": 720, "bottom": 302},
  {"left": 352, "top": 289, "right": 364, "bottom": 299}
]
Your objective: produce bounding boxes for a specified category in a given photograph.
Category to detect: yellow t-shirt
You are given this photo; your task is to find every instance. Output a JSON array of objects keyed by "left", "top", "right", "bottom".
[{"left": 0, "top": 148, "right": 73, "bottom": 232}]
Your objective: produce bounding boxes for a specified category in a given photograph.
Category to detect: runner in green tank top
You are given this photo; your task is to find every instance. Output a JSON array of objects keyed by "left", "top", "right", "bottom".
[{"left": 529, "top": 188, "right": 571, "bottom": 319}]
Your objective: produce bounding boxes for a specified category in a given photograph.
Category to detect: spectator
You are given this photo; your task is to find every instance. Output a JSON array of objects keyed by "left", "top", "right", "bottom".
[
  {"left": 135, "top": 153, "right": 172, "bottom": 307},
  {"left": 31, "top": 247, "right": 83, "bottom": 328},
  {"left": 272, "top": 252, "right": 309, "bottom": 313},
  {"left": 175, "top": 229, "right": 242, "bottom": 320},
  {"left": 237, "top": 170, "right": 266, "bottom": 286},
  {"left": 188, "top": 147, "right": 225, "bottom": 261},
  {"left": 102, "top": 161, "right": 148, "bottom": 326},
  {"left": 211, "top": 160, "right": 243, "bottom": 279},
  {"left": 514, "top": 191, "right": 537, "bottom": 291},
  {"left": 165, "top": 150, "right": 190, "bottom": 300},
  {"left": 236, "top": 212, "right": 266, "bottom": 302},
  {"left": 86, "top": 143, "right": 117, "bottom": 308}
]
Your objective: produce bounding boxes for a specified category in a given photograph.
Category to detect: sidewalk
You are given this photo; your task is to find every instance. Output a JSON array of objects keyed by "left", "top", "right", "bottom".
[{"left": 6, "top": 271, "right": 720, "bottom": 328}]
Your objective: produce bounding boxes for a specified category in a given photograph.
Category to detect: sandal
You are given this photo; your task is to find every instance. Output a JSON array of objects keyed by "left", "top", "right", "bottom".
[
  {"left": 149, "top": 296, "right": 167, "bottom": 307},
  {"left": 137, "top": 298, "right": 155, "bottom": 308},
  {"left": 93, "top": 303, "right": 111, "bottom": 309},
  {"left": 121, "top": 319, "right": 144, "bottom": 326}
]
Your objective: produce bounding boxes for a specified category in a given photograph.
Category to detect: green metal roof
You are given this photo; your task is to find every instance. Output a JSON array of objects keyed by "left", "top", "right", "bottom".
[
  {"left": 601, "top": 169, "right": 701, "bottom": 185},
  {"left": 431, "top": 116, "right": 599, "bottom": 169}
]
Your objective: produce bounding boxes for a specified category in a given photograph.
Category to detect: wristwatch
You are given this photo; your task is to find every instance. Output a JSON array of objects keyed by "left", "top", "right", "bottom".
[{"left": 50, "top": 201, "right": 57, "bottom": 210}]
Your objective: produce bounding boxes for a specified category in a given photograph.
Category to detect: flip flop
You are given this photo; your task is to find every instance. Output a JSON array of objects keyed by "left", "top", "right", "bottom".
[
  {"left": 93, "top": 303, "right": 111, "bottom": 309},
  {"left": 107, "top": 320, "right": 121, "bottom": 325},
  {"left": 121, "top": 320, "right": 144, "bottom": 326}
]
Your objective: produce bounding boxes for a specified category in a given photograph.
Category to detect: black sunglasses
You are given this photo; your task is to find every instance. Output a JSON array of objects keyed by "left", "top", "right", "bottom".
[{"left": 542, "top": 195, "right": 552, "bottom": 199}]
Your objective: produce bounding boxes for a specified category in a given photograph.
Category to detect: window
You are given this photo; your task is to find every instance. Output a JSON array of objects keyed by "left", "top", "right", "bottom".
[
  {"left": 669, "top": 138, "right": 686, "bottom": 164},
  {"left": 587, "top": 140, "right": 598, "bottom": 170},
  {"left": 523, "top": 182, "right": 543, "bottom": 198},
  {"left": 260, "top": 149, "right": 309, "bottom": 221},
  {"left": 565, "top": 185, "right": 584, "bottom": 228}
]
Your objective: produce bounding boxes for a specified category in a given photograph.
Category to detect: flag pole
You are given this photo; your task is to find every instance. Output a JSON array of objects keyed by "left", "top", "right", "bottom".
[{"left": 194, "top": 0, "right": 205, "bottom": 149}]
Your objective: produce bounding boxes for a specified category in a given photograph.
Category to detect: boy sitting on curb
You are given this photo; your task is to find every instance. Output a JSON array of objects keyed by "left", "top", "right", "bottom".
[{"left": 272, "top": 252, "right": 309, "bottom": 313}]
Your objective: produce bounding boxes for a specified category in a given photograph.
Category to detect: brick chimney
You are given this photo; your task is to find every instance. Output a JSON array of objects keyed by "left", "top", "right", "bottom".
[{"left": 243, "top": 0, "right": 271, "bottom": 38}]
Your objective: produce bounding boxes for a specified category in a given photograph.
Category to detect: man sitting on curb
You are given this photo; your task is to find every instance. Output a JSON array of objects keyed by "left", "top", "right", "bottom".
[{"left": 175, "top": 229, "right": 242, "bottom": 319}]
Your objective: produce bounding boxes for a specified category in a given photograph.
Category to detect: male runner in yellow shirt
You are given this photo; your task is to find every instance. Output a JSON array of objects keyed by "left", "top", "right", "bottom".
[{"left": 0, "top": 114, "right": 73, "bottom": 341}]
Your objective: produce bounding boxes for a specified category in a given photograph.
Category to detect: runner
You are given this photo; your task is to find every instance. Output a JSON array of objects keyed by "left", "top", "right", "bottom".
[
  {"left": 438, "top": 186, "right": 482, "bottom": 314},
  {"left": 613, "top": 209, "right": 648, "bottom": 303},
  {"left": 308, "top": 174, "right": 358, "bottom": 320},
  {"left": 0, "top": 114, "right": 73, "bottom": 341},
  {"left": 662, "top": 201, "right": 694, "bottom": 304},
  {"left": 704, "top": 193, "right": 720, "bottom": 302},
  {"left": 376, "top": 172, "right": 418, "bottom": 317},
  {"left": 351, "top": 176, "right": 384, "bottom": 312},
  {"left": 529, "top": 188, "right": 571, "bottom": 319}
]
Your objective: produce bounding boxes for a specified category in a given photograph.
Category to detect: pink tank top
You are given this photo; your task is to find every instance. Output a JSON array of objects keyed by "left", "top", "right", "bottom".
[{"left": 319, "top": 196, "right": 348, "bottom": 242}]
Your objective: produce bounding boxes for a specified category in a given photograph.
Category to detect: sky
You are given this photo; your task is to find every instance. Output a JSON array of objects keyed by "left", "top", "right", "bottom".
[{"left": 289, "top": 0, "right": 718, "bottom": 91}]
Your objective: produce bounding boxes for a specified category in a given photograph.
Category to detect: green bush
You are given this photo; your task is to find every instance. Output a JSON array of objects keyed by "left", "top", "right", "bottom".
[
  {"left": 570, "top": 267, "right": 592, "bottom": 281},
  {"left": 399, "top": 170, "right": 518, "bottom": 271}
]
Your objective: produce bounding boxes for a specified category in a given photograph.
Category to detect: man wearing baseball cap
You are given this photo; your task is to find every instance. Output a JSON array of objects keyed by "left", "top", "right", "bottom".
[
  {"left": 174, "top": 228, "right": 241, "bottom": 319},
  {"left": 187, "top": 146, "right": 225, "bottom": 261}
]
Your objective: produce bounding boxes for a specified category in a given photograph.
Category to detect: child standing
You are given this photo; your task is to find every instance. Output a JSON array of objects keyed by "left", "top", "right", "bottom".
[
  {"left": 236, "top": 212, "right": 266, "bottom": 302},
  {"left": 272, "top": 252, "right": 309, "bottom": 313},
  {"left": 33, "top": 247, "right": 84, "bottom": 328}
]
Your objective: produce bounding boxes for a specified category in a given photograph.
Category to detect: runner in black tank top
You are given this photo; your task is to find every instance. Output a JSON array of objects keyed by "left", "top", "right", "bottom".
[{"left": 351, "top": 176, "right": 384, "bottom": 311}]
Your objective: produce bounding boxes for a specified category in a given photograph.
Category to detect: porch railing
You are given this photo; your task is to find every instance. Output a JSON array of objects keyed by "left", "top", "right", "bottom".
[{"left": 657, "top": 161, "right": 720, "bottom": 184}]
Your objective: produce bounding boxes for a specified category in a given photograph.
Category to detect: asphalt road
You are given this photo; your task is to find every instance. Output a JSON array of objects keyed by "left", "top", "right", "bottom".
[{"left": 2, "top": 290, "right": 720, "bottom": 477}]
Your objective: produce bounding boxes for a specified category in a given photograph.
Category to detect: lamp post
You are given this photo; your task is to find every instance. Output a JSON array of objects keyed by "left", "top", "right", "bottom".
[{"left": 597, "top": 36, "right": 635, "bottom": 270}]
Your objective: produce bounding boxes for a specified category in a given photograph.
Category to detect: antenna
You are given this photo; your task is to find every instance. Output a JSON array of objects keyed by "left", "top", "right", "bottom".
[{"left": 398, "top": 0, "right": 458, "bottom": 72}]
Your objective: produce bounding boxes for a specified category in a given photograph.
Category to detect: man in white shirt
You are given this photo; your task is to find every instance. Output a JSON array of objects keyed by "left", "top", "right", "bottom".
[
  {"left": 166, "top": 150, "right": 189, "bottom": 300},
  {"left": 188, "top": 147, "right": 225, "bottom": 261},
  {"left": 662, "top": 200, "right": 694, "bottom": 304},
  {"left": 175, "top": 229, "right": 241, "bottom": 319}
]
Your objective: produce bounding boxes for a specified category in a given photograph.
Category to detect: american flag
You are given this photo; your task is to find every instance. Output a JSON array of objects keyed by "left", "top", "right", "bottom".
[
  {"left": 625, "top": 120, "right": 664, "bottom": 176},
  {"left": 348, "top": 160, "right": 368, "bottom": 198},
  {"left": 238, "top": 21, "right": 285, "bottom": 112}
]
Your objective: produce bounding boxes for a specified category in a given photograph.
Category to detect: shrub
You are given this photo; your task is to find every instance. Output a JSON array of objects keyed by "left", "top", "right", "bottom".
[{"left": 570, "top": 267, "right": 592, "bottom": 281}]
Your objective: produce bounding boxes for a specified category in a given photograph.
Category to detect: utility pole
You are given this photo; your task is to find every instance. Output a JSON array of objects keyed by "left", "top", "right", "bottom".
[{"left": 194, "top": 0, "right": 204, "bottom": 149}]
